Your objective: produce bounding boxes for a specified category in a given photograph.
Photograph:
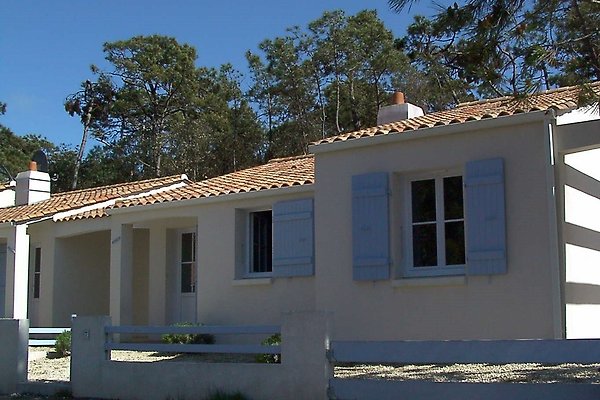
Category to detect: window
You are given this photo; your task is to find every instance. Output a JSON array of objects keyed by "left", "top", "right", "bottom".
[
  {"left": 249, "top": 210, "right": 272, "bottom": 274},
  {"left": 407, "top": 174, "right": 465, "bottom": 276},
  {"left": 33, "top": 247, "right": 41, "bottom": 299},
  {"left": 180, "top": 232, "right": 196, "bottom": 293}
]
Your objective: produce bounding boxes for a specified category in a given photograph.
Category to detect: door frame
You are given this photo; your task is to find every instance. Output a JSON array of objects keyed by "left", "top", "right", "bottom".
[{"left": 175, "top": 228, "right": 197, "bottom": 323}]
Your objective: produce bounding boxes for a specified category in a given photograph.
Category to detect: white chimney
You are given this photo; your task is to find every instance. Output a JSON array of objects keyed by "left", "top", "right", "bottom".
[
  {"left": 377, "top": 92, "right": 424, "bottom": 125},
  {"left": 15, "top": 161, "right": 51, "bottom": 206}
]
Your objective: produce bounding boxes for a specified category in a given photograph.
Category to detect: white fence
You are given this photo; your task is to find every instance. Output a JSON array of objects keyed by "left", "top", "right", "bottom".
[
  {"left": 3, "top": 315, "right": 600, "bottom": 400},
  {"left": 328, "top": 339, "right": 600, "bottom": 400},
  {"left": 29, "top": 327, "right": 70, "bottom": 346},
  {"left": 71, "top": 312, "right": 332, "bottom": 400}
]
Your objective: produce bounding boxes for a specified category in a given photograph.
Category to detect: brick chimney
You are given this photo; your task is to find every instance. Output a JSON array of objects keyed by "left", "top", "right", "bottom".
[
  {"left": 377, "top": 92, "right": 424, "bottom": 125},
  {"left": 15, "top": 161, "right": 51, "bottom": 205}
]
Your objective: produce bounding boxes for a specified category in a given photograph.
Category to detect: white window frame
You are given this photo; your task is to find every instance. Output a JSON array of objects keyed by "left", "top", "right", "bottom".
[
  {"left": 404, "top": 169, "right": 466, "bottom": 278},
  {"left": 246, "top": 208, "right": 273, "bottom": 278},
  {"left": 32, "top": 247, "right": 41, "bottom": 299},
  {"left": 178, "top": 229, "right": 197, "bottom": 294}
]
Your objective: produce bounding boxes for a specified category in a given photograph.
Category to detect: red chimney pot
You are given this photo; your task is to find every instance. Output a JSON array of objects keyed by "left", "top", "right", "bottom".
[{"left": 391, "top": 92, "right": 405, "bottom": 105}]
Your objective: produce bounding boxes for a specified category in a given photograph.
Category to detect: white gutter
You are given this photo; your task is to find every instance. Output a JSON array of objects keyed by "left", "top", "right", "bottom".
[
  {"left": 52, "top": 181, "right": 188, "bottom": 222},
  {"left": 108, "top": 183, "right": 315, "bottom": 216},
  {"left": 542, "top": 109, "right": 566, "bottom": 339},
  {"left": 310, "top": 110, "right": 553, "bottom": 154}
]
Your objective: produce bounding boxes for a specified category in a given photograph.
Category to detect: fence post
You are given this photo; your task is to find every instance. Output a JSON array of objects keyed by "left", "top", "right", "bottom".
[
  {"left": 71, "top": 315, "right": 111, "bottom": 399},
  {"left": 281, "top": 311, "right": 333, "bottom": 400},
  {"left": 0, "top": 319, "right": 29, "bottom": 395}
]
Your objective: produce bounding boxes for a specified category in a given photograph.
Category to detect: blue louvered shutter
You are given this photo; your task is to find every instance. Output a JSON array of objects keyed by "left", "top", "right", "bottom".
[
  {"left": 352, "top": 172, "right": 390, "bottom": 280},
  {"left": 465, "top": 158, "right": 507, "bottom": 275},
  {"left": 272, "top": 198, "right": 314, "bottom": 277}
]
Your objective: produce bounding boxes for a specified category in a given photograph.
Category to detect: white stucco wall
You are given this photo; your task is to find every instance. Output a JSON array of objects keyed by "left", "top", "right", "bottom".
[
  {"left": 0, "top": 241, "right": 6, "bottom": 318},
  {"left": 52, "top": 231, "right": 111, "bottom": 326},
  {"left": 111, "top": 188, "right": 317, "bottom": 328},
  {"left": 194, "top": 195, "right": 317, "bottom": 327},
  {"left": 312, "top": 117, "right": 560, "bottom": 340},
  {"left": 0, "top": 187, "right": 15, "bottom": 208}
]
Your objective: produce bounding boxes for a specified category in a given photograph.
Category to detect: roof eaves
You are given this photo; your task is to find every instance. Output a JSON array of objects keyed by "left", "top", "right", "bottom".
[
  {"left": 54, "top": 180, "right": 189, "bottom": 222},
  {"left": 310, "top": 108, "right": 552, "bottom": 154},
  {"left": 107, "top": 181, "right": 315, "bottom": 216}
]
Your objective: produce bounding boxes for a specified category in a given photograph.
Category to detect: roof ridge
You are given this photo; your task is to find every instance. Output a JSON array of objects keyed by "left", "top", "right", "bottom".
[
  {"left": 51, "top": 174, "right": 188, "bottom": 197},
  {"left": 457, "top": 82, "right": 599, "bottom": 108},
  {"left": 312, "top": 81, "right": 599, "bottom": 146},
  {"left": 267, "top": 154, "right": 314, "bottom": 163}
]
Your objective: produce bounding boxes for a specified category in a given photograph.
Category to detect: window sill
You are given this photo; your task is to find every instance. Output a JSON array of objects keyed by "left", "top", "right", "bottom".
[
  {"left": 392, "top": 275, "right": 466, "bottom": 288},
  {"left": 232, "top": 277, "right": 273, "bottom": 287}
]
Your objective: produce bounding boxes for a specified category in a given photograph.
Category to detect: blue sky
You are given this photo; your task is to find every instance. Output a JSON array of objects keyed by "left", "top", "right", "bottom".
[{"left": 0, "top": 0, "right": 440, "bottom": 149}]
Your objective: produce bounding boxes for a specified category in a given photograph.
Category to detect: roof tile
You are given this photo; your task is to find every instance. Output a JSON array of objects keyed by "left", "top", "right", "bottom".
[
  {"left": 0, "top": 175, "right": 188, "bottom": 224},
  {"left": 313, "top": 83, "right": 600, "bottom": 145},
  {"left": 111, "top": 155, "right": 314, "bottom": 210}
]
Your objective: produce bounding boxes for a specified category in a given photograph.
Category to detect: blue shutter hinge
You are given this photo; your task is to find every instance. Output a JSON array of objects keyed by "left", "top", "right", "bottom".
[
  {"left": 326, "top": 348, "right": 336, "bottom": 362},
  {"left": 327, "top": 385, "right": 338, "bottom": 399}
]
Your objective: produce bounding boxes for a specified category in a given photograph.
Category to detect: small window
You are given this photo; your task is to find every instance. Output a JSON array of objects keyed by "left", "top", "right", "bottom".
[
  {"left": 33, "top": 247, "right": 41, "bottom": 299},
  {"left": 180, "top": 232, "right": 196, "bottom": 293},
  {"left": 250, "top": 210, "right": 272, "bottom": 274},
  {"left": 407, "top": 174, "right": 465, "bottom": 276}
]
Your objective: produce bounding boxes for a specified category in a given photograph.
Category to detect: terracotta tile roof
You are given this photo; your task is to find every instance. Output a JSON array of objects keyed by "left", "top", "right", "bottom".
[
  {"left": 111, "top": 155, "right": 315, "bottom": 210},
  {"left": 313, "top": 82, "right": 600, "bottom": 145},
  {"left": 1, "top": 182, "right": 15, "bottom": 191},
  {"left": 0, "top": 175, "right": 188, "bottom": 224}
]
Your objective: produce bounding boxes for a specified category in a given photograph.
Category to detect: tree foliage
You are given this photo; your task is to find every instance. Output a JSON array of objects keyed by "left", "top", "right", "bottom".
[
  {"left": 65, "top": 35, "right": 264, "bottom": 183},
  {"left": 391, "top": 0, "right": 600, "bottom": 99},
  {"left": 0, "top": 125, "right": 78, "bottom": 192},
  {"left": 246, "top": 10, "right": 441, "bottom": 158}
]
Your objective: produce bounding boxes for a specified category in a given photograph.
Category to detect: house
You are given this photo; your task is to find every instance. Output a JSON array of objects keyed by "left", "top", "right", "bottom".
[
  {"left": 1, "top": 83, "right": 599, "bottom": 341},
  {"left": 0, "top": 181, "right": 15, "bottom": 208}
]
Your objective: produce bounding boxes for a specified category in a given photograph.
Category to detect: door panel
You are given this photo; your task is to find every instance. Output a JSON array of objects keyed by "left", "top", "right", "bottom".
[
  {"left": 0, "top": 244, "right": 6, "bottom": 317},
  {"left": 178, "top": 231, "right": 197, "bottom": 323}
]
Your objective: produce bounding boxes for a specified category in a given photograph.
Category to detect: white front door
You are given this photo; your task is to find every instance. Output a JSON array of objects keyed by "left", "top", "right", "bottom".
[
  {"left": 0, "top": 244, "right": 6, "bottom": 317},
  {"left": 178, "top": 231, "right": 197, "bottom": 323}
]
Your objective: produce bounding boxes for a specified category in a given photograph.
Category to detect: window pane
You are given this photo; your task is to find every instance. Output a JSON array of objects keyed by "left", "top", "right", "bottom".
[
  {"left": 445, "top": 221, "right": 466, "bottom": 265},
  {"left": 444, "top": 176, "right": 464, "bottom": 220},
  {"left": 413, "top": 224, "right": 437, "bottom": 267},
  {"left": 34, "top": 248, "right": 41, "bottom": 299},
  {"left": 181, "top": 233, "right": 195, "bottom": 262},
  {"left": 252, "top": 211, "right": 272, "bottom": 273},
  {"left": 181, "top": 263, "right": 195, "bottom": 293},
  {"left": 34, "top": 274, "right": 40, "bottom": 299},
  {"left": 35, "top": 247, "right": 41, "bottom": 272},
  {"left": 412, "top": 179, "right": 436, "bottom": 223}
]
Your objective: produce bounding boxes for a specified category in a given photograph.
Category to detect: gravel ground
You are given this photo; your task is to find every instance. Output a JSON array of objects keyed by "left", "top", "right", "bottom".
[
  {"left": 335, "top": 362, "right": 600, "bottom": 384},
  {"left": 27, "top": 347, "right": 600, "bottom": 384}
]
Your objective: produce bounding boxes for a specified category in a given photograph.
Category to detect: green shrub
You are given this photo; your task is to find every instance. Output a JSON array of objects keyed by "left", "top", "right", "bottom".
[
  {"left": 256, "top": 333, "right": 281, "bottom": 363},
  {"left": 54, "top": 330, "right": 71, "bottom": 357},
  {"left": 161, "top": 322, "right": 215, "bottom": 345},
  {"left": 205, "top": 390, "right": 248, "bottom": 400}
]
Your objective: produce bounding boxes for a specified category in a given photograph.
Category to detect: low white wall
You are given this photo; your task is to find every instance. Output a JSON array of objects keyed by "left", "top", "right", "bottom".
[
  {"left": 0, "top": 319, "right": 28, "bottom": 395},
  {"left": 71, "top": 311, "right": 332, "bottom": 400}
]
